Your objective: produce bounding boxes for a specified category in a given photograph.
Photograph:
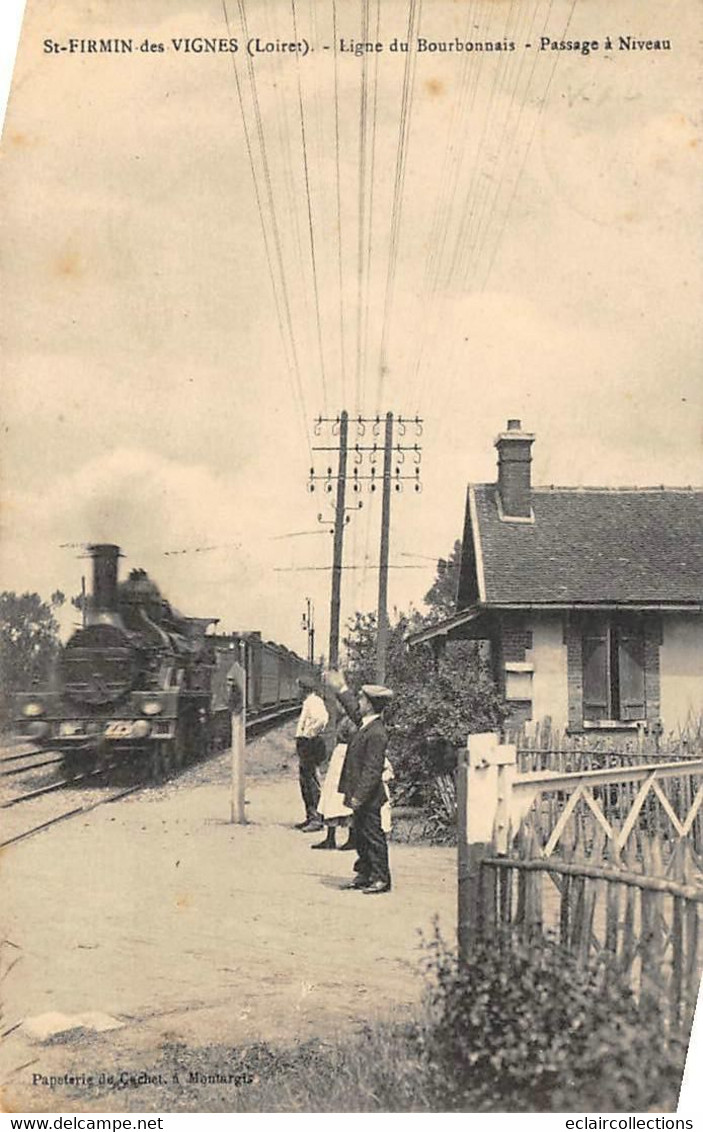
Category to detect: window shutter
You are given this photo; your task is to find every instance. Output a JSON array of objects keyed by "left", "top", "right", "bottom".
[
  {"left": 618, "top": 625, "right": 645, "bottom": 721},
  {"left": 582, "top": 631, "right": 608, "bottom": 720}
]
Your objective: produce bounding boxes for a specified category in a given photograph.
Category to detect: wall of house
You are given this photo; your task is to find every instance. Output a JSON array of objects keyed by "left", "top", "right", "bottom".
[
  {"left": 528, "top": 615, "right": 569, "bottom": 732},
  {"left": 660, "top": 615, "right": 703, "bottom": 734},
  {"left": 497, "top": 613, "right": 569, "bottom": 731},
  {"left": 496, "top": 611, "right": 701, "bottom": 736}
]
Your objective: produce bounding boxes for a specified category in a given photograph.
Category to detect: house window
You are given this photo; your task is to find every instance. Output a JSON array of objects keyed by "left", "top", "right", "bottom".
[
  {"left": 505, "top": 662, "right": 533, "bottom": 702},
  {"left": 582, "top": 615, "right": 645, "bottom": 723}
]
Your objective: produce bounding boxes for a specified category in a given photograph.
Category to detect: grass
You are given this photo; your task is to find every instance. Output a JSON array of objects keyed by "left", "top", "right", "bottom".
[{"left": 54, "top": 1023, "right": 435, "bottom": 1113}]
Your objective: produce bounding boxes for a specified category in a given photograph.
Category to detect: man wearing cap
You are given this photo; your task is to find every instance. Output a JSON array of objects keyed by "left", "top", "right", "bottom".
[
  {"left": 323, "top": 670, "right": 393, "bottom": 894},
  {"left": 294, "top": 676, "right": 329, "bottom": 833}
]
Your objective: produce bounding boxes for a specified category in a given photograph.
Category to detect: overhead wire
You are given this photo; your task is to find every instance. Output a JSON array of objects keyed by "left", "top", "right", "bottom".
[
  {"left": 439, "top": 0, "right": 521, "bottom": 291},
  {"left": 360, "top": 0, "right": 383, "bottom": 412},
  {"left": 220, "top": 0, "right": 297, "bottom": 417},
  {"left": 413, "top": 0, "right": 564, "bottom": 414},
  {"left": 420, "top": 0, "right": 485, "bottom": 296},
  {"left": 412, "top": 0, "right": 525, "bottom": 409},
  {"left": 409, "top": 0, "right": 491, "bottom": 409},
  {"left": 331, "top": 0, "right": 347, "bottom": 408},
  {"left": 261, "top": 0, "right": 314, "bottom": 384},
  {"left": 291, "top": 0, "right": 329, "bottom": 414},
  {"left": 275, "top": 563, "right": 428, "bottom": 572},
  {"left": 457, "top": 0, "right": 546, "bottom": 287},
  {"left": 475, "top": 0, "right": 577, "bottom": 292},
  {"left": 223, "top": 0, "right": 313, "bottom": 459},
  {"left": 223, "top": 0, "right": 583, "bottom": 625},
  {"left": 354, "top": 0, "right": 372, "bottom": 415},
  {"left": 437, "top": 0, "right": 581, "bottom": 410},
  {"left": 354, "top": 0, "right": 382, "bottom": 627},
  {"left": 452, "top": 3, "right": 532, "bottom": 286},
  {"left": 375, "top": 0, "right": 422, "bottom": 410}
]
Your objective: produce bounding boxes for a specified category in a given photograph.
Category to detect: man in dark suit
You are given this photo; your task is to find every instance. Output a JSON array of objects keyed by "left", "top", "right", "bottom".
[{"left": 323, "top": 670, "right": 393, "bottom": 894}]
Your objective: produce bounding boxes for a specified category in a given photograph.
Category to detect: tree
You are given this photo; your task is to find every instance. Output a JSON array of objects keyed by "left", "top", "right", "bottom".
[
  {"left": 423, "top": 539, "right": 463, "bottom": 623},
  {"left": 341, "top": 611, "right": 380, "bottom": 686},
  {"left": 0, "top": 592, "right": 62, "bottom": 726}
]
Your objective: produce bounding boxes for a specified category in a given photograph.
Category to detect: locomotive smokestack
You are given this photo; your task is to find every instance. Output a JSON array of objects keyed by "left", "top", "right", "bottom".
[{"left": 88, "top": 544, "right": 121, "bottom": 613}]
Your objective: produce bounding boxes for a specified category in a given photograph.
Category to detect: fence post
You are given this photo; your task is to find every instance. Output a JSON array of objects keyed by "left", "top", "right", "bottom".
[{"left": 458, "top": 732, "right": 516, "bottom": 961}]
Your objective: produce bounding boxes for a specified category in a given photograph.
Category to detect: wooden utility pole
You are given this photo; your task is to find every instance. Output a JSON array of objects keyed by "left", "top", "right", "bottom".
[
  {"left": 328, "top": 409, "right": 348, "bottom": 667},
  {"left": 309, "top": 410, "right": 420, "bottom": 675},
  {"left": 376, "top": 412, "right": 394, "bottom": 682},
  {"left": 302, "top": 597, "right": 315, "bottom": 664},
  {"left": 229, "top": 641, "right": 247, "bottom": 824}
]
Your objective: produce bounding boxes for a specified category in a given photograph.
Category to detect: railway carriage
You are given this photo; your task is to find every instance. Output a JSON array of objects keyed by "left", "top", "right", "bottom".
[{"left": 13, "top": 544, "right": 316, "bottom": 778}]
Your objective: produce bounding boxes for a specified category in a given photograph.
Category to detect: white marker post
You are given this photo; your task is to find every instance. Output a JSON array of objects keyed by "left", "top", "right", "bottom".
[{"left": 228, "top": 645, "right": 247, "bottom": 824}]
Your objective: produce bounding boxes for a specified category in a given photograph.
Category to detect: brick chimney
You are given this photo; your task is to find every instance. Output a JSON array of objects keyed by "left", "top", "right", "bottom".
[{"left": 495, "top": 419, "right": 535, "bottom": 519}]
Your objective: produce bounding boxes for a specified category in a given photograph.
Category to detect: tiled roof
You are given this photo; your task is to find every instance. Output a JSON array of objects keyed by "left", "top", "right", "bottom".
[{"left": 469, "top": 485, "right": 703, "bottom": 606}]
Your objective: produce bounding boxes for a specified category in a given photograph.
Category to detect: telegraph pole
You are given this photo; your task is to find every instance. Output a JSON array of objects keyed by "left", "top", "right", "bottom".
[
  {"left": 376, "top": 412, "right": 393, "bottom": 682},
  {"left": 329, "top": 410, "right": 348, "bottom": 666},
  {"left": 309, "top": 411, "right": 421, "bottom": 677},
  {"left": 302, "top": 598, "right": 315, "bottom": 664}
]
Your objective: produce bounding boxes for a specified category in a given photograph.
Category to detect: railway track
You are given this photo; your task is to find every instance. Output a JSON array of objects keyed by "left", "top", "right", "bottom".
[
  {"left": 0, "top": 784, "right": 143, "bottom": 850},
  {"left": 0, "top": 702, "right": 299, "bottom": 850}
]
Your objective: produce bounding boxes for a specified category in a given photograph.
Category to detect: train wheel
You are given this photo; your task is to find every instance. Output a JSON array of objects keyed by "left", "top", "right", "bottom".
[
  {"left": 149, "top": 744, "right": 164, "bottom": 783},
  {"left": 160, "top": 740, "right": 174, "bottom": 778},
  {"left": 62, "top": 749, "right": 95, "bottom": 783},
  {"left": 173, "top": 720, "right": 191, "bottom": 768},
  {"left": 173, "top": 729, "right": 186, "bottom": 772}
]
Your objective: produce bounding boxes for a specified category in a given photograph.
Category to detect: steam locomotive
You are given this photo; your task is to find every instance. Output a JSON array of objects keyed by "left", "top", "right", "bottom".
[{"left": 13, "top": 544, "right": 316, "bottom": 778}]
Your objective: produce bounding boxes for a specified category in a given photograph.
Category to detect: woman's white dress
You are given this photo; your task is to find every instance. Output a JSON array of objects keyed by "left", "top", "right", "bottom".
[
  {"left": 319, "top": 743, "right": 394, "bottom": 832},
  {"left": 319, "top": 742, "right": 353, "bottom": 820}
]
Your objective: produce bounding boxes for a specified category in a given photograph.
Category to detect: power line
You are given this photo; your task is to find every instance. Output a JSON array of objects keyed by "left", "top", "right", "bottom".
[
  {"left": 291, "top": 0, "right": 329, "bottom": 413},
  {"left": 222, "top": 0, "right": 313, "bottom": 458},
  {"left": 375, "top": 0, "right": 422, "bottom": 409},
  {"left": 275, "top": 564, "right": 428, "bottom": 572},
  {"left": 360, "top": 0, "right": 382, "bottom": 411},
  {"left": 475, "top": 0, "right": 576, "bottom": 292},
  {"left": 331, "top": 0, "right": 347, "bottom": 407},
  {"left": 269, "top": 529, "right": 332, "bottom": 541},
  {"left": 354, "top": 0, "right": 372, "bottom": 414},
  {"left": 163, "top": 542, "right": 242, "bottom": 556}
]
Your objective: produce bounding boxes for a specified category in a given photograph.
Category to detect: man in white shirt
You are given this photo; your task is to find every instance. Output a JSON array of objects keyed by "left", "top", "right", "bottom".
[{"left": 294, "top": 677, "right": 329, "bottom": 832}]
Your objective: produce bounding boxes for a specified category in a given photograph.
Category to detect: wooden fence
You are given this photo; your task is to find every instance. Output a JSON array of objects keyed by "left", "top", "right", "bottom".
[
  {"left": 458, "top": 733, "right": 703, "bottom": 1033},
  {"left": 514, "top": 719, "right": 703, "bottom": 774}
]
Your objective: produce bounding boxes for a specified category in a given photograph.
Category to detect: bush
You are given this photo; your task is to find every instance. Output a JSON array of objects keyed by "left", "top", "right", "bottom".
[
  {"left": 388, "top": 640, "right": 506, "bottom": 792},
  {"left": 343, "top": 611, "right": 506, "bottom": 806},
  {"left": 0, "top": 591, "right": 63, "bottom": 728},
  {"left": 419, "top": 929, "right": 687, "bottom": 1112}
]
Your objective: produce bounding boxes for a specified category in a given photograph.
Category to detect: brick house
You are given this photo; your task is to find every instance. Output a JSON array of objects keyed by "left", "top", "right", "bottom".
[{"left": 409, "top": 420, "right": 703, "bottom": 737}]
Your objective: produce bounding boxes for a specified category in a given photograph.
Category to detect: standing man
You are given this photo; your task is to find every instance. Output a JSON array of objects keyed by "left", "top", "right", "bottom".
[
  {"left": 294, "top": 676, "right": 329, "bottom": 832},
  {"left": 323, "top": 670, "right": 394, "bottom": 894}
]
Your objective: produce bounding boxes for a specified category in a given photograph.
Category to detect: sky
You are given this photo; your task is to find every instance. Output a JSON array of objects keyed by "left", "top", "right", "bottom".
[{"left": 1, "top": 0, "right": 701, "bottom": 657}]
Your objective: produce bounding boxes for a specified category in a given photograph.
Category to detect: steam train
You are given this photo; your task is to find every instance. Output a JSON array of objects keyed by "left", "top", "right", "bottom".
[{"left": 13, "top": 544, "right": 316, "bottom": 778}]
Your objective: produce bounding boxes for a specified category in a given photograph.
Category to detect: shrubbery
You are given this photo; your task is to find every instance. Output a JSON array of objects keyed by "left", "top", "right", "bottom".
[
  {"left": 419, "top": 929, "right": 688, "bottom": 1112},
  {"left": 0, "top": 591, "right": 63, "bottom": 728},
  {"left": 342, "top": 611, "right": 506, "bottom": 809}
]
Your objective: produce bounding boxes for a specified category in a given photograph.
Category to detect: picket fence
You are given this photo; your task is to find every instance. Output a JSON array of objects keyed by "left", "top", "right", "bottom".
[{"left": 457, "top": 733, "right": 703, "bottom": 1033}]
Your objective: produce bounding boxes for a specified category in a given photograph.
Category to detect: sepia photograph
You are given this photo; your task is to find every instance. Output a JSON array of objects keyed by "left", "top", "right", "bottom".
[{"left": 1, "top": 0, "right": 702, "bottom": 1118}]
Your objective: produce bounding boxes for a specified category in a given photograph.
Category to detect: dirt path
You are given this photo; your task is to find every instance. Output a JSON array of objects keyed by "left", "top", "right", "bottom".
[{"left": 0, "top": 726, "right": 456, "bottom": 1111}]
